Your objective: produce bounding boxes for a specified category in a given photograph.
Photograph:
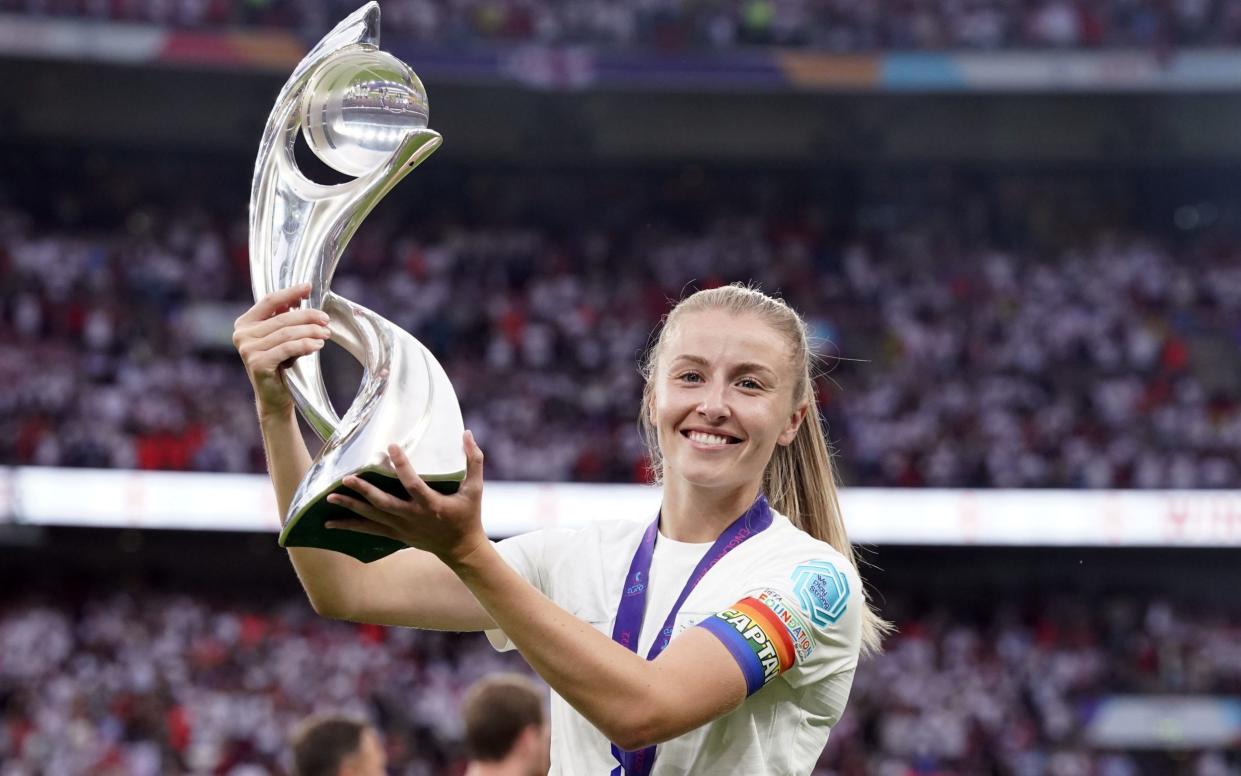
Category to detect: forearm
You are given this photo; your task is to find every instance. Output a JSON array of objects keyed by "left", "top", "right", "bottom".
[
  {"left": 256, "top": 404, "right": 495, "bottom": 630},
  {"left": 296, "top": 427, "right": 741, "bottom": 731},
  {"left": 258, "top": 402, "right": 312, "bottom": 518},
  {"left": 448, "top": 543, "right": 671, "bottom": 748},
  {"left": 258, "top": 402, "right": 362, "bottom": 617}
]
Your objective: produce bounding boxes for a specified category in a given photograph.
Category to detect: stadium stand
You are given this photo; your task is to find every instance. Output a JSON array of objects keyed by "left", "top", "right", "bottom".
[
  {"left": 1, "top": 10, "right": 1238, "bottom": 772},
  {"left": 2, "top": 0, "right": 1239, "bottom": 51},
  {"left": 0, "top": 586, "right": 1236, "bottom": 774},
  {"left": 2, "top": 160, "right": 1239, "bottom": 488}
]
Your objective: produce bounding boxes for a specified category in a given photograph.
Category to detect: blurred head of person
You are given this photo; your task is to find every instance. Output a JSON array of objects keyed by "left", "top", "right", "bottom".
[
  {"left": 291, "top": 714, "right": 387, "bottom": 776},
  {"left": 462, "top": 674, "right": 549, "bottom": 776}
]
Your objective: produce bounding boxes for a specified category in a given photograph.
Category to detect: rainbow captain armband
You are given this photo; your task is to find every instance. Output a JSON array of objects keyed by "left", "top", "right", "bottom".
[{"left": 698, "top": 591, "right": 809, "bottom": 696}]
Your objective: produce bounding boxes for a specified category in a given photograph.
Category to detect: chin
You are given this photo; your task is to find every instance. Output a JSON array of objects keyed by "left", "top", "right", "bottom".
[{"left": 670, "top": 461, "right": 743, "bottom": 490}]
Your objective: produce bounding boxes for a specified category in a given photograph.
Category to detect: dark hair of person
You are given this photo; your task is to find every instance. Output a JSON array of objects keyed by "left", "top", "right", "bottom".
[
  {"left": 462, "top": 674, "right": 545, "bottom": 762},
  {"left": 290, "top": 714, "right": 369, "bottom": 776}
]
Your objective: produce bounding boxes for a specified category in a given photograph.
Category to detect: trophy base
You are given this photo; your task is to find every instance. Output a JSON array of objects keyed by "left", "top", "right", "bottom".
[{"left": 279, "top": 470, "right": 462, "bottom": 563}]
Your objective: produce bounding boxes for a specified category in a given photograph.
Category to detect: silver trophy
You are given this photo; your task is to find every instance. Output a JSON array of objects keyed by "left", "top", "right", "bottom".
[{"left": 250, "top": 2, "right": 465, "bottom": 562}]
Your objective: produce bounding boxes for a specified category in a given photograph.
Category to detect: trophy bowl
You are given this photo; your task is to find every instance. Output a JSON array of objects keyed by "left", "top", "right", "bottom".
[{"left": 301, "top": 48, "right": 430, "bottom": 177}]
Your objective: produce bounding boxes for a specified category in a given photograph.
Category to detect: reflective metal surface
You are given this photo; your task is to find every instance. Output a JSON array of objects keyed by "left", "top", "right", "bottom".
[
  {"left": 301, "top": 48, "right": 429, "bottom": 177},
  {"left": 249, "top": 2, "right": 465, "bottom": 561}
]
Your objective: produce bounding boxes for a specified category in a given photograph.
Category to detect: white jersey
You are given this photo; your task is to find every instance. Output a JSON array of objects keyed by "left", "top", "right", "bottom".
[{"left": 486, "top": 509, "right": 863, "bottom": 776}]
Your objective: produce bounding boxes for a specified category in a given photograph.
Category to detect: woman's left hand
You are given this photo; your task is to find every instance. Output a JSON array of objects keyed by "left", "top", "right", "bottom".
[{"left": 325, "top": 430, "right": 488, "bottom": 566}]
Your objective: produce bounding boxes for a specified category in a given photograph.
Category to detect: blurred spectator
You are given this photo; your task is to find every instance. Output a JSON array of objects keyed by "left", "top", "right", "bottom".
[
  {"left": 461, "top": 674, "right": 548, "bottom": 776},
  {"left": 0, "top": 591, "right": 527, "bottom": 774},
  {"left": 4, "top": 0, "right": 1241, "bottom": 53},
  {"left": 0, "top": 590, "right": 1236, "bottom": 774},
  {"left": 290, "top": 715, "right": 386, "bottom": 776},
  {"left": 1, "top": 162, "right": 1239, "bottom": 490}
]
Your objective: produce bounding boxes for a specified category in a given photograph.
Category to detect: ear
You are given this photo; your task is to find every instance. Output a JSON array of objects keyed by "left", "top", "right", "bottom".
[
  {"left": 515, "top": 724, "right": 539, "bottom": 760},
  {"left": 777, "top": 401, "right": 810, "bottom": 447},
  {"left": 338, "top": 756, "right": 358, "bottom": 776},
  {"left": 643, "top": 387, "right": 657, "bottom": 429}
]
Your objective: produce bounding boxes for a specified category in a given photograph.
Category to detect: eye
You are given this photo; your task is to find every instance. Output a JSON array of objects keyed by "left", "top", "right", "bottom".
[
  {"left": 737, "top": 377, "right": 764, "bottom": 390},
  {"left": 675, "top": 371, "right": 704, "bottom": 383}
]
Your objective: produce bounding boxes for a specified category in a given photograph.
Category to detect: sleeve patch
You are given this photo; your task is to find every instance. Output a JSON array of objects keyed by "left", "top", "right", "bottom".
[
  {"left": 791, "top": 560, "right": 850, "bottom": 626},
  {"left": 754, "top": 589, "right": 814, "bottom": 662},
  {"left": 698, "top": 597, "right": 796, "bottom": 695}
]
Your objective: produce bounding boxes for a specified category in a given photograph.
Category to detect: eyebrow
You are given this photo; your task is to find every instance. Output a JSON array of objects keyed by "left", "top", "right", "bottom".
[{"left": 669, "top": 354, "right": 779, "bottom": 379}]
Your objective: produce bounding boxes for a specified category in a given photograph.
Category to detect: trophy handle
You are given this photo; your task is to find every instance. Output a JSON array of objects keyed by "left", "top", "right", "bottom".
[{"left": 279, "top": 288, "right": 467, "bottom": 564}]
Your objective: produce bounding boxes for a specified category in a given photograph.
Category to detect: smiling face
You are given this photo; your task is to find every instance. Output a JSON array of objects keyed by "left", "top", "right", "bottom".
[{"left": 649, "top": 309, "right": 809, "bottom": 495}]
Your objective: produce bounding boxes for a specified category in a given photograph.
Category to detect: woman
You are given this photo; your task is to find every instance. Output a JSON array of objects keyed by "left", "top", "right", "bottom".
[{"left": 234, "top": 282, "right": 888, "bottom": 775}]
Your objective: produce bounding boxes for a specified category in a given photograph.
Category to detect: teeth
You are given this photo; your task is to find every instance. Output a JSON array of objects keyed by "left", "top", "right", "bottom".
[{"left": 688, "top": 431, "right": 732, "bottom": 446}]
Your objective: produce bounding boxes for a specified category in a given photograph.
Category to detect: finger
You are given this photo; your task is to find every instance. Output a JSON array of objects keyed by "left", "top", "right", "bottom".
[
  {"left": 252, "top": 338, "right": 324, "bottom": 372},
  {"left": 326, "top": 491, "right": 397, "bottom": 526},
  {"left": 243, "top": 307, "right": 331, "bottom": 342},
  {"left": 247, "top": 323, "right": 332, "bottom": 357},
  {"left": 341, "top": 474, "right": 410, "bottom": 514},
  {"left": 461, "top": 430, "right": 485, "bottom": 495},
  {"left": 385, "top": 444, "right": 441, "bottom": 504},
  {"left": 235, "top": 283, "right": 312, "bottom": 325},
  {"left": 323, "top": 515, "right": 399, "bottom": 541}
]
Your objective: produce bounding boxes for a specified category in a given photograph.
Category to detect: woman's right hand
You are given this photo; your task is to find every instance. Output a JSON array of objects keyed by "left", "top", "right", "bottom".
[{"left": 232, "top": 283, "right": 332, "bottom": 416}]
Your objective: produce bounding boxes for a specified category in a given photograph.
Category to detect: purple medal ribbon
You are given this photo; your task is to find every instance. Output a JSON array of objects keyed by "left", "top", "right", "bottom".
[{"left": 608, "top": 494, "right": 773, "bottom": 776}]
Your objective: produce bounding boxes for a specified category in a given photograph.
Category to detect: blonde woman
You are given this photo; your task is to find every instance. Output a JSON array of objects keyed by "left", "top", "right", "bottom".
[{"left": 234, "top": 282, "right": 888, "bottom": 775}]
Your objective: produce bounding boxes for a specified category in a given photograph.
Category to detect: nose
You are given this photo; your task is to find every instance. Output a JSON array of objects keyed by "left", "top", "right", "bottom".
[{"left": 696, "top": 381, "right": 731, "bottom": 422}]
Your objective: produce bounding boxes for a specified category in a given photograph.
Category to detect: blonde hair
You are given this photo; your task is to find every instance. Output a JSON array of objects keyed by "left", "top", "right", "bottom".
[{"left": 639, "top": 283, "right": 891, "bottom": 655}]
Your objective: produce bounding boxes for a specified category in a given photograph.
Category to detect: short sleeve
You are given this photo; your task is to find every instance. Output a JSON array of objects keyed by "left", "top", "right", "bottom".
[
  {"left": 697, "top": 556, "right": 862, "bottom": 695},
  {"left": 484, "top": 531, "right": 550, "bottom": 652}
]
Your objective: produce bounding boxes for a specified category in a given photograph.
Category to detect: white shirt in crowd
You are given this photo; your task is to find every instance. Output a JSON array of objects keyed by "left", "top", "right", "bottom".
[{"left": 487, "top": 508, "right": 863, "bottom": 775}]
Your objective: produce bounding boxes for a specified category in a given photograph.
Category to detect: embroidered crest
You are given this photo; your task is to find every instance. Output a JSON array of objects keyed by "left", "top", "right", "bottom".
[{"left": 791, "top": 560, "right": 850, "bottom": 626}]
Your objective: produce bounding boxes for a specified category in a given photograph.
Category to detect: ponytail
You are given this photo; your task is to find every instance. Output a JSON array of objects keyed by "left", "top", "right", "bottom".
[{"left": 766, "top": 392, "right": 891, "bottom": 656}]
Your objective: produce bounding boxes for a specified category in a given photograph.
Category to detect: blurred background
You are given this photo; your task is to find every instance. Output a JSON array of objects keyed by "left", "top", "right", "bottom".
[{"left": 1, "top": 1, "right": 1240, "bottom": 774}]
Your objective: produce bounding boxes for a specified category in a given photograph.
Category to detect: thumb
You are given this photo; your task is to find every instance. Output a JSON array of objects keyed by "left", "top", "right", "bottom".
[{"left": 462, "top": 430, "right": 485, "bottom": 494}]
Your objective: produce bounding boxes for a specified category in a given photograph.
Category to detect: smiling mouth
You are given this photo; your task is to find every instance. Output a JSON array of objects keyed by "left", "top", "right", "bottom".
[{"left": 681, "top": 430, "right": 742, "bottom": 446}]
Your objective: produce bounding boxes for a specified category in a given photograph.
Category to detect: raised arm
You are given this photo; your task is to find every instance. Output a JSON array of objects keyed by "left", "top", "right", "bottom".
[
  {"left": 453, "top": 541, "right": 750, "bottom": 750},
  {"left": 233, "top": 284, "right": 493, "bottom": 631},
  {"left": 328, "top": 434, "right": 752, "bottom": 750}
]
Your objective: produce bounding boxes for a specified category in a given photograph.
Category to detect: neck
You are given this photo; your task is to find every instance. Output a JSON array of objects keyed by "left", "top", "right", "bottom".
[
  {"left": 464, "top": 760, "right": 526, "bottom": 776},
  {"left": 659, "top": 476, "right": 762, "bottom": 543}
]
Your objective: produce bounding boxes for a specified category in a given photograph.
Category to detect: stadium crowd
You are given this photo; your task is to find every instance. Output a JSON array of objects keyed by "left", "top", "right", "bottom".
[
  {"left": 0, "top": 592, "right": 510, "bottom": 775},
  {"left": 2, "top": 165, "right": 1239, "bottom": 489},
  {"left": 0, "top": 590, "right": 1236, "bottom": 774},
  {"left": 3, "top": 0, "right": 1241, "bottom": 52}
]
